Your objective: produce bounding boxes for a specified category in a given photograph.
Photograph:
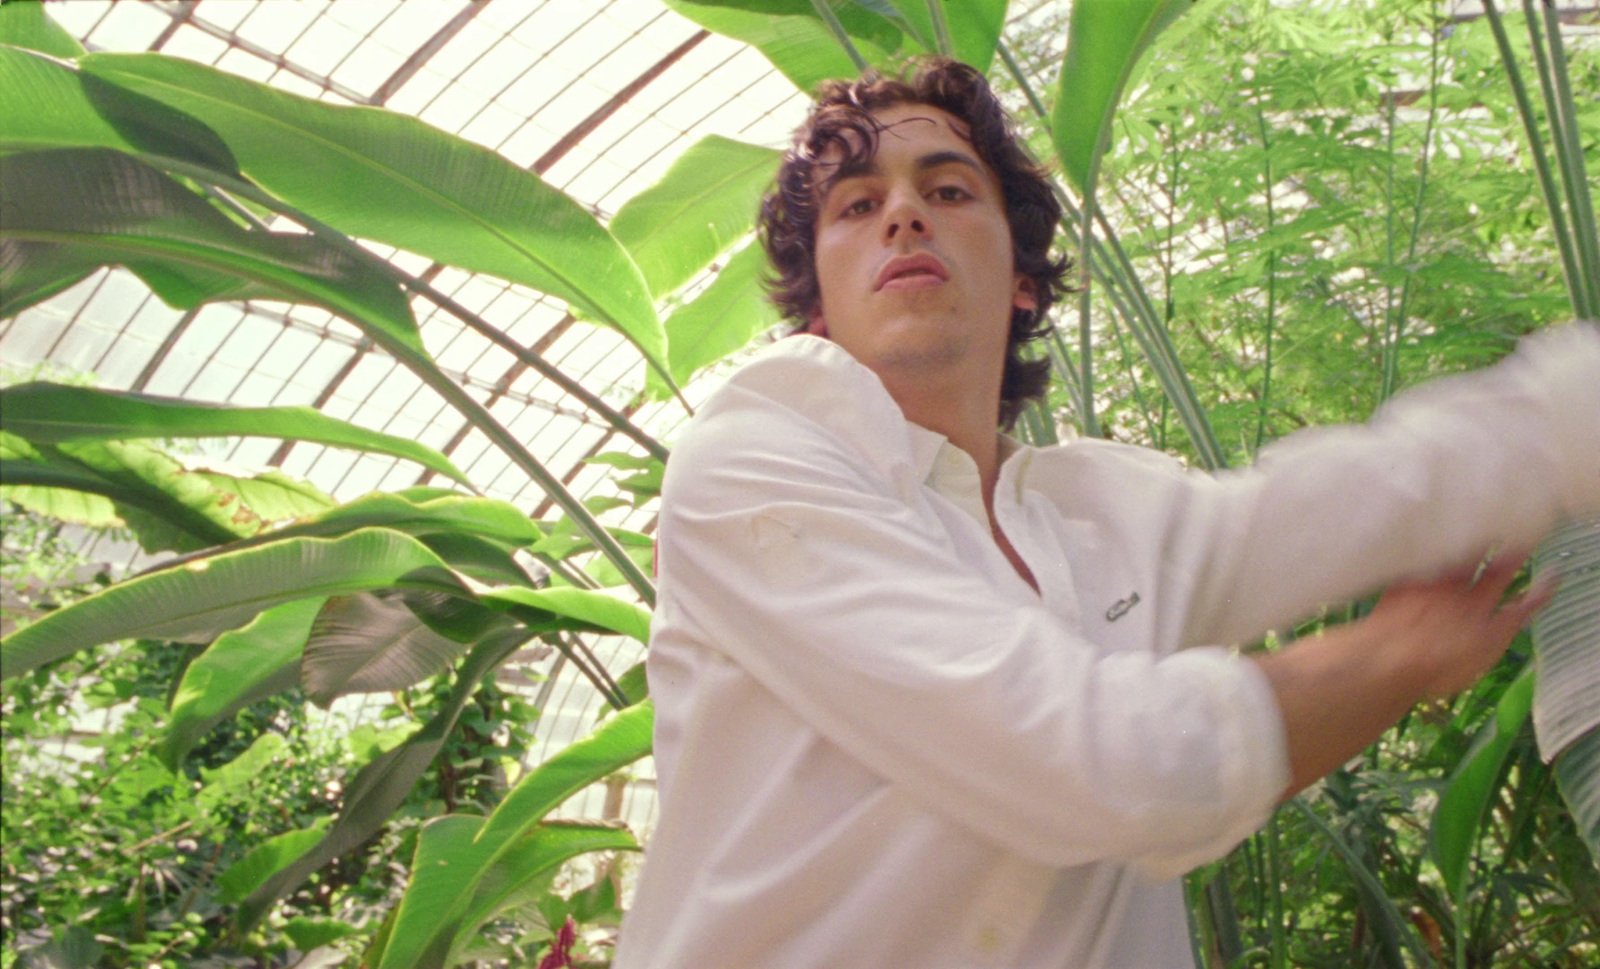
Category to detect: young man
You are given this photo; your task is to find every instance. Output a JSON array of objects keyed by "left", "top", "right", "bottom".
[{"left": 612, "top": 61, "right": 1600, "bottom": 968}]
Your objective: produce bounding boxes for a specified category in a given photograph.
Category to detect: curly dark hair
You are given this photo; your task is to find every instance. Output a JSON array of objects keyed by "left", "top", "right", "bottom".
[{"left": 758, "top": 58, "right": 1070, "bottom": 429}]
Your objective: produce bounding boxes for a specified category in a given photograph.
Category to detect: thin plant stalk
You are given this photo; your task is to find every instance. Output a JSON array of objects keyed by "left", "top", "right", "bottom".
[
  {"left": 1482, "top": 0, "right": 1590, "bottom": 318},
  {"left": 1077, "top": 190, "right": 1101, "bottom": 437},
  {"left": 1254, "top": 108, "right": 1278, "bottom": 451},
  {"left": 810, "top": 0, "right": 870, "bottom": 73},
  {"left": 995, "top": 41, "right": 1225, "bottom": 465},
  {"left": 925, "top": 0, "right": 954, "bottom": 58},
  {"left": 1380, "top": 18, "right": 1442, "bottom": 404},
  {"left": 1531, "top": 0, "right": 1600, "bottom": 307}
]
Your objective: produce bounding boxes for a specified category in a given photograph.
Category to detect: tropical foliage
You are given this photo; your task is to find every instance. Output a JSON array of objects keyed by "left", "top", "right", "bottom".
[{"left": 1, "top": 0, "right": 1596, "bottom": 967}]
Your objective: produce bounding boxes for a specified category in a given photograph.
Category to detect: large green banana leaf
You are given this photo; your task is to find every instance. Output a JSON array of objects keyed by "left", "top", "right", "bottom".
[
  {"left": 0, "top": 527, "right": 468, "bottom": 678},
  {"left": 0, "top": 148, "right": 428, "bottom": 356},
  {"left": 651, "top": 240, "right": 782, "bottom": 393},
  {"left": 238, "top": 630, "right": 526, "bottom": 931},
  {"left": 161, "top": 597, "right": 324, "bottom": 771},
  {"left": 2, "top": 438, "right": 334, "bottom": 553},
  {"left": 1532, "top": 519, "right": 1600, "bottom": 867},
  {"left": 663, "top": 0, "right": 914, "bottom": 92},
  {"left": 0, "top": 382, "right": 469, "bottom": 486},
  {"left": 377, "top": 701, "right": 652, "bottom": 967},
  {"left": 300, "top": 591, "right": 487, "bottom": 709},
  {"left": 0, "top": 0, "right": 85, "bottom": 58},
  {"left": 1431, "top": 663, "right": 1535, "bottom": 896},
  {"left": 75, "top": 52, "right": 666, "bottom": 369},
  {"left": 876, "top": 0, "right": 1008, "bottom": 72},
  {"left": 376, "top": 817, "right": 638, "bottom": 969},
  {"left": 609, "top": 135, "right": 780, "bottom": 299},
  {"left": 1052, "top": 0, "right": 1196, "bottom": 198},
  {"left": 0, "top": 44, "right": 237, "bottom": 175}
]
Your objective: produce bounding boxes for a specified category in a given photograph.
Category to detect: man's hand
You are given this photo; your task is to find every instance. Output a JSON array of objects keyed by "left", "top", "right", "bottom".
[
  {"left": 1254, "top": 551, "right": 1553, "bottom": 800},
  {"left": 1368, "top": 552, "right": 1554, "bottom": 700}
]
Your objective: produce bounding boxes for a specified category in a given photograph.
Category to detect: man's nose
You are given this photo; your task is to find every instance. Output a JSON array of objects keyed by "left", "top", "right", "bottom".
[{"left": 883, "top": 194, "right": 930, "bottom": 242}]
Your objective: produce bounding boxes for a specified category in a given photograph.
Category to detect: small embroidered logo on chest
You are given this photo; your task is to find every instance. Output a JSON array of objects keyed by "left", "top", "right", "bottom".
[{"left": 1105, "top": 592, "right": 1141, "bottom": 622}]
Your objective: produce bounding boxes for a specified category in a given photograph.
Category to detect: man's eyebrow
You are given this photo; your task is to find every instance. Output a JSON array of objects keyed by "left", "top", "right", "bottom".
[
  {"left": 826, "top": 150, "right": 985, "bottom": 191},
  {"left": 915, "top": 150, "right": 984, "bottom": 175}
]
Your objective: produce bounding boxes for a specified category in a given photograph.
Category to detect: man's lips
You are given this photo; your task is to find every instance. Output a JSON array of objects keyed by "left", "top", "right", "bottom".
[{"left": 874, "top": 253, "right": 949, "bottom": 292}]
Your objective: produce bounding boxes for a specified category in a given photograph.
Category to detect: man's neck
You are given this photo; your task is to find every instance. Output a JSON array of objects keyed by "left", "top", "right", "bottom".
[{"left": 880, "top": 368, "right": 1004, "bottom": 497}]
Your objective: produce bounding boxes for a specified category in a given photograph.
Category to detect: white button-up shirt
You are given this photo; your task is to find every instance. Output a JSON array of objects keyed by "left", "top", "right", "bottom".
[{"left": 614, "top": 327, "right": 1600, "bottom": 969}]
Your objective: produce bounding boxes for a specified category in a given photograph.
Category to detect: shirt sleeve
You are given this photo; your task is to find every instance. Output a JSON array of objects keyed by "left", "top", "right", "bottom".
[
  {"left": 1171, "top": 322, "right": 1600, "bottom": 647},
  {"left": 655, "top": 358, "right": 1288, "bottom": 878}
]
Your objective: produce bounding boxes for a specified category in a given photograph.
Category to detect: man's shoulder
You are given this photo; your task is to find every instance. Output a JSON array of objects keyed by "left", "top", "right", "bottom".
[{"left": 669, "top": 335, "right": 919, "bottom": 485}]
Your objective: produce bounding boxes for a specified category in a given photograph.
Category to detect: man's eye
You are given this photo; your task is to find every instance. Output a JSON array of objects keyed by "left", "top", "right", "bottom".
[
  {"left": 842, "top": 197, "right": 876, "bottom": 217},
  {"left": 931, "top": 185, "right": 970, "bottom": 202}
]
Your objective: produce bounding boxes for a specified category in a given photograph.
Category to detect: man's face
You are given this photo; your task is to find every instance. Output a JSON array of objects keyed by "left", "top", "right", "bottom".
[{"left": 809, "top": 102, "right": 1033, "bottom": 390}]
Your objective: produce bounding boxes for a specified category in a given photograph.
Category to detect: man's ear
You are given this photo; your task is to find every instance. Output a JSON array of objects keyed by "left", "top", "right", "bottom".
[{"left": 1012, "top": 275, "right": 1038, "bottom": 313}]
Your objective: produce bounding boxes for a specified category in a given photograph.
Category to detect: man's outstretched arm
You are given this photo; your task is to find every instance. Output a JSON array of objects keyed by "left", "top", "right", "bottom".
[{"left": 1255, "top": 551, "right": 1552, "bottom": 800}]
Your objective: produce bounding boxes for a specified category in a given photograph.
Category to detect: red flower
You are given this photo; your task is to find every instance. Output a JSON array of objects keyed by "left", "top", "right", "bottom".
[{"left": 536, "top": 916, "right": 578, "bottom": 969}]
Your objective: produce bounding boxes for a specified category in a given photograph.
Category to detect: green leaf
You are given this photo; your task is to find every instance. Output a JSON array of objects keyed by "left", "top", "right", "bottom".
[
  {"left": 380, "top": 818, "right": 636, "bottom": 969},
  {"left": 160, "top": 597, "right": 324, "bottom": 771},
  {"left": 239, "top": 631, "right": 525, "bottom": 931},
  {"left": 78, "top": 52, "right": 666, "bottom": 368},
  {"left": 0, "top": 240, "right": 99, "bottom": 318},
  {"left": 0, "top": 45, "right": 237, "bottom": 175},
  {"left": 262, "top": 491, "right": 541, "bottom": 548},
  {"left": 3, "top": 439, "right": 333, "bottom": 554},
  {"left": 1052, "top": 0, "right": 1197, "bottom": 197},
  {"left": 614, "top": 661, "right": 649, "bottom": 707},
  {"left": 457, "top": 823, "right": 637, "bottom": 953},
  {"left": 377, "top": 704, "right": 651, "bottom": 968},
  {"left": 0, "top": 0, "right": 87, "bottom": 58},
  {"left": 1532, "top": 518, "right": 1600, "bottom": 869},
  {"left": 609, "top": 135, "right": 780, "bottom": 299},
  {"left": 877, "top": 0, "right": 1007, "bottom": 72},
  {"left": 216, "top": 825, "right": 327, "bottom": 905},
  {"left": 652, "top": 241, "right": 781, "bottom": 392},
  {"left": 476, "top": 701, "right": 653, "bottom": 850},
  {"left": 663, "top": 0, "right": 913, "bottom": 93},
  {"left": 1555, "top": 727, "right": 1600, "bottom": 870},
  {"left": 0, "top": 148, "right": 427, "bottom": 358},
  {"left": 301, "top": 592, "right": 477, "bottom": 708},
  {"left": 283, "top": 918, "right": 361, "bottom": 953},
  {"left": 0, "top": 527, "right": 466, "bottom": 680},
  {"left": 1431, "top": 663, "right": 1535, "bottom": 897},
  {"left": 477, "top": 586, "right": 653, "bottom": 644},
  {"left": 0, "top": 382, "right": 470, "bottom": 486}
]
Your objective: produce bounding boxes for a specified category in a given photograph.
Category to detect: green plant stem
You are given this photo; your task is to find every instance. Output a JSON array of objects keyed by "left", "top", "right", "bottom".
[
  {"left": 146, "top": 158, "right": 657, "bottom": 604},
  {"left": 1268, "top": 810, "right": 1287, "bottom": 969},
  {"left": 810, "top": 0, "right": 869, "bottom": 73},
  {"left": 1254, "top": 109, "right": 1277, "bottom": 451},
  {"left": 1290, "top": 797, "right": 1435, "bottom": 968},
  {"left": 994, "top": 39, "right": 1225, "bottom": 466},
  {"left": 1481, "top": 0, "right": 1590, "bottom": 318},
  {"left": 1380, "top": 18, "right": 1441, "bottom": 404},
  {"left": 1077, "top": 193, "right": 1100, "bottom": 437},
  {"left": 1530, "top": 0, "right": 1600, "bottom": 310},
  {"left": 925, "top": 0, "right": 954, "bottom": 57}
]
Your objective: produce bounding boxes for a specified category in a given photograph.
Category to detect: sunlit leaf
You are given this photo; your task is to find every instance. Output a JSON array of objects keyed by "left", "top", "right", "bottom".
[
  {"left": 651, "top": 241, "right": 781, "bottom": 393},
  {"left": 0, "top": 528, "right": 467, "bottom": 679},
  {"left": 0, "top": 0, "right": 86, "bottom": 58},
  {"left": 663, "top": 0, "right": 913, "bottom": 92},
  {"left": 78, "top": 52, "right": 666, "bottom": 368},
  {"left": 610, "top": 135, "right": 779, "bottom": 299},
  {"left": 217, "top": 825, "right": 327, "bottom": 905},
  {"left": 161, "top": 597, "right": 324, "bottom": 771},
  {"left": 1052, "top": 0, "right": 1197, "bottom": 196},
  {"left": 0, "top": 382, "right": 469, "bottom": 486},
  {"left": 1431, "top": 663, "right": 1534, "bottom": 896},
  {"left": 478, "top": 586, "right": 653, "bottom": 644}
]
